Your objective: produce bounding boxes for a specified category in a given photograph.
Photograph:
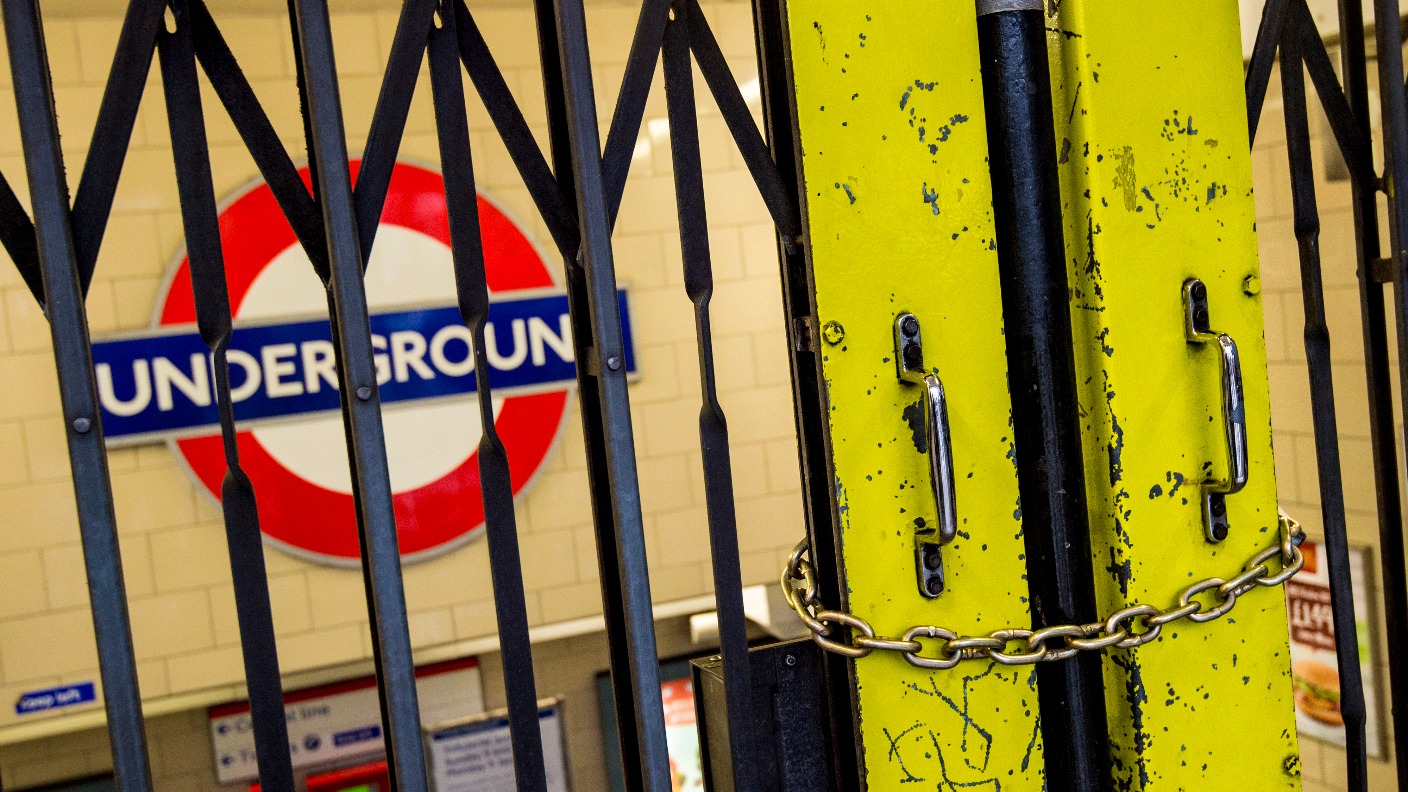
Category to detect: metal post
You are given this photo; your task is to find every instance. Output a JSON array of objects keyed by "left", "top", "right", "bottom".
[
  {"left": 1338, "top": 0, "right": 1408, "bottom": 784},
  {"left": 1279, "top": 22, "right": 1368, "bottom": 790},
  {"left": 660, "top": 5, "right": 756, "bottom": 789},
  {"left": 1372, "top": 1, "right": 1408, "bottom": 781},
  {"left": 286, "top": 1, "right": 428, "bottom": 788},
  {"left": 975, "top": 4, "right": 1108, "bottom": 789},
  {"left": 157, "top": 2, "right": 295, "bottom": 788},
  {"left": 543, "top": 1, "right": 672, "bottom": 789},
  {"left": 1, "top": 0, "right": 154, "bottom": 788},
  {"left": 427, "top": 4, "right": 549, "bottom": 789},
  {"left": 744, "top": 0, "right": 855, "bottom": 782}
]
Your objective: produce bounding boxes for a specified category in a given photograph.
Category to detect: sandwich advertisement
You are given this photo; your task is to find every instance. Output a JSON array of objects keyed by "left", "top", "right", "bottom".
[{"left": 1286, "top": 540, "right": 1383, "bottom": 759}]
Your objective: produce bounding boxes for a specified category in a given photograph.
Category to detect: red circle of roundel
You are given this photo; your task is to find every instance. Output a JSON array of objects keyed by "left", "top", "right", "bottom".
[{"left": 160, "top": 162, "right": 569, "bottom": 563}]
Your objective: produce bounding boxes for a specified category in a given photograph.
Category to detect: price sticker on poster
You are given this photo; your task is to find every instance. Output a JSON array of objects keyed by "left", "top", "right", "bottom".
[
  {"left": 425, "top": 700, "right": 569, "bottom": 792},
  {"left": 1285, "top": 540, "right": 1383, "bottom": 759}
]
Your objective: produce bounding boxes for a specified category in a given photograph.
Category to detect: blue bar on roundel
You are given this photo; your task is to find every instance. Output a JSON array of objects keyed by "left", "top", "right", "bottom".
[{"left": 90, "top": 290, "right": 635, "bottom": 443}]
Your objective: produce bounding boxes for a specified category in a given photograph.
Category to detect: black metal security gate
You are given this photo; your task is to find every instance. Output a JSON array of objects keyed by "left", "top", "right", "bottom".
[
  {"left": 1, "top": 0, "right": 1407, "bottom": 790},
  {"left": 0, "top": 0, "right": 808, "bottom": 790}
]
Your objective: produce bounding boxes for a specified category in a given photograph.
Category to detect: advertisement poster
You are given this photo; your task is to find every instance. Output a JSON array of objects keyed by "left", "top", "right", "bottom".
[
  {"left": 426, "top": 702, "right": 568, "bottom": 792},
  {"left": 1286, "top": 540, "right": 1382, "bottom": 759},
  {"left": 597, "top": 659, "right": 705, "bottom": 792},
  {"left": 661, "top": 678, "right": 704, "bottom": 792}
]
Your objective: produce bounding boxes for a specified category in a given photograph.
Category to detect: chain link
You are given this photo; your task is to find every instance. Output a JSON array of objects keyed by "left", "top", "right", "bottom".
[{"left": 781, "top": 513, "right": 1305, "bottom": 669}]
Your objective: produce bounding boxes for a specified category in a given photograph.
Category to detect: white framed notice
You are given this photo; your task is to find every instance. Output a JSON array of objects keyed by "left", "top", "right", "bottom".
[
  {"left": 208, "top": 657, "right": 484, "bottom": 783},
  {"left": 425, "top": 699, "right": 570, "bottom": 792}
]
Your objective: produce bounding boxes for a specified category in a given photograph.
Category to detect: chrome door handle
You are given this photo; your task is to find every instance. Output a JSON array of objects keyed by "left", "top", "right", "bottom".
[
  {"left": 1183, "top": 278, "right": 1249, "bottom": 543},
  {"left": 896, "top": 313, "right": 958, "bottom": 597},
  {"left": 921, "top": 373, "right": 959, "bottom": 545}
]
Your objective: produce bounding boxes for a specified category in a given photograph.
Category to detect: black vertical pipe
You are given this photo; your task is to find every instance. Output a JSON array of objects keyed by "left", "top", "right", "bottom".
[
  {"left": 527, "top": 2, "right": 649, "bottom": 789},
  {"left": 1368, "top": 0, "right": 1408, "bottom": 777},
  {"left": 157, "top": 4, "right": 296, "bottom": 789},
  {"left": 286, "top": 1, "right": 428, "bottom": 789},
  {"left": 1336, "top": 0, "right": 1408, "bottom": 786},
  {"left": 745, "top": 0, "right": 858, "bottom": 783},
  {"left": 426, "top": 6, "right": 549, "bottom": 791},
  {"left": 1, "top": 2, "right": 155, "bottom": 789},
  {"left": 660, "top": 6, "right": 757, "bottom": 790},
  {"left": 541, "top": 1, "right": 672, "bottom": 790},
  {"left": 1279, "top": 29, "right": 1369, "bottom": 792},
  {"left": 976, "top": 5, "right": 1108, "bottom": 790}
]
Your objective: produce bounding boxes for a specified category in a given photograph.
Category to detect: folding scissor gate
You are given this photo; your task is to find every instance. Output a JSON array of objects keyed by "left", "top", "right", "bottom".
[{"left": 1, "top": 0, "right": 1406, "bottom": 790}]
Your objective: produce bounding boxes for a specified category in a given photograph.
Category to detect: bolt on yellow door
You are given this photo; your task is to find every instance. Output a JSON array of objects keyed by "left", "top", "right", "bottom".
[
  {"left": 1048, "top": 1, "right": 1302, "bottom": 788},
  {"left": 783, "top": 1, "right": 1045, "bottom": 788}
]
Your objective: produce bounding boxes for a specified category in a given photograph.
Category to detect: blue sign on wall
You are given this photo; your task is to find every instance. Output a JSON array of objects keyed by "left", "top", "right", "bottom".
[
  {"left": 90, "top": 290, "right": 635, "bottom": 445},
  {"left": 16, "top": 682, "right": 97, "bottom": 715}
]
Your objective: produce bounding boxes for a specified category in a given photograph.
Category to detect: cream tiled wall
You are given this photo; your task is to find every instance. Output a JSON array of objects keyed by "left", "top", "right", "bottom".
[{"left": 0, "top": 0, "right": 803, "bottom": 787}]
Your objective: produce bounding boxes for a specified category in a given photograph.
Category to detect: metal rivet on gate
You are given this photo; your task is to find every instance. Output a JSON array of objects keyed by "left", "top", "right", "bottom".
[
  {"left": 924, "top": 551, "right": 942, "bottom": 571},
  {"left": 72, "top": 417, "right": 92, "bottom": 434},
  {"left": 822, "top": 321, "right": 845, "bottom": 345},
  {"left": 1242, "top": 275, "right": 1262, "bottom": 296},
  {"left": 1190, "top": 280, "right": 1207, "bottom": 301},
  {"left": 903, "top": 343, "right": 922, "bottom": 366},
  {"left": 1193, "top": 307, "right": 1209, "bottom": 326},
  {"left": 900, "top": 315, "right": 919, "bottom": 336},
  {"left": 356, "top": 386, "right": 372, "bottom": 401},
  {"left": 925, "top": 577, "right": 944, "bottom": 596},
  {"left": 606, "top": 356, "right": 622, "bottom": 372}
]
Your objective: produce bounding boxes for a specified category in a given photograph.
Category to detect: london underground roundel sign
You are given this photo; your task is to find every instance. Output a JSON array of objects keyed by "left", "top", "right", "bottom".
[{"left": 90, "top": 162, "right": 635, "bottom": 565}]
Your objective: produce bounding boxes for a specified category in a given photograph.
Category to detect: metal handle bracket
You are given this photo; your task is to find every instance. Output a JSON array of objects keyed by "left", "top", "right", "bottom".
[
  {"left": 896, "top": 313, "right": 958, "bottom": 598},
  {"left": 1183, "top": 279, "right": 1249, "bottom": 543}
]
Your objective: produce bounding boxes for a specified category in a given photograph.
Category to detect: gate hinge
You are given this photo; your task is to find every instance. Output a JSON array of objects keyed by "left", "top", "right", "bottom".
[
  {"left": 793, "top": 317, "right": 816, "bottom": 352},
  {"left": 1369, "top": 257, "right": 1397, "bottom": 284}
]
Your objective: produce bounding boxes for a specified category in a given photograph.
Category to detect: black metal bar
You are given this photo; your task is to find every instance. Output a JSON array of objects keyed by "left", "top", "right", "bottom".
[
  {"left": 683, "top": 0, "right": 798, "bottom": 242},
  {"left": 744, "top": 0, "right": 854, "bottom": 783},
  {"left": 454, "top": 0, "right": 578, "bottom": 260},
  {"left": 1338, "top": 0, "right": 1408, "bottom": 785},
  {"left": 156, "top": 6, "right": 296, "bottom": 789},
  {"left": 426, "top": 6, "right": 551, "bottom": 791},
  {"left": 1, "top": 1, "right": 154, "bottom": 789},
  {"left": 546, "top": 1, "right": 671, "bottom": 790},
  {"left": 70, "top": 0, "right": 164, "bottom": 294},
  {"left": 976, "top": 7, "right": 1107, "bottom": 791},
  {"left": 286, "top": 1, "right": 429, "bottom": 789},
  {"left": 1246, "top": 0, "right": 1291, "bottom": 144},
  {"left": 0, "top": 169, "right": 41, "bottom": 305},
  {"left": 353, "top": 0, "right": 436, "bottom": 263},
  {"left": 527, "top": 2, "right": 646, "bottom": 788},
  {"left": 1294, "top": 2, "right": 1369, "bottom": 182},
  {"left": 1368, "top": 0, "right": 1408, "bottom": 772},
  {"left": 286, "top": 0, "right": 323, "bottom": 241},
  {"left": 189, "top": 0, "right": 329, "bottom": 278},
  {"left": 1278, "top": 29, "right": 1369, "bottom": 792},
  {"left": 600, "top": 0, "right": 670, "bottom": 227},
  {"left": 660, "top": 6, "right": 756, "bottom": 791}
]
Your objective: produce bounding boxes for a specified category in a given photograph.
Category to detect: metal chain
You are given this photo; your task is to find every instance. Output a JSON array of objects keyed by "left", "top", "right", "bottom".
[{"left": 781, "top": 513, "right": 1305, "bottom": 669}]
